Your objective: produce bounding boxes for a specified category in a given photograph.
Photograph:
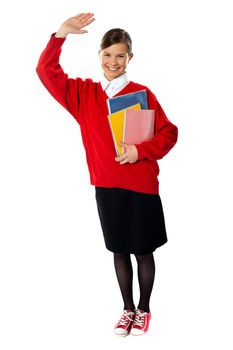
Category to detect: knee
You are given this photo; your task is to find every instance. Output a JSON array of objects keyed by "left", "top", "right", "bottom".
[
  {"left": 114, "top": 253, "right": 131, "bottom": 262},
  {"left": 134, "top": 253, "right": 154, "bottom": 264}
]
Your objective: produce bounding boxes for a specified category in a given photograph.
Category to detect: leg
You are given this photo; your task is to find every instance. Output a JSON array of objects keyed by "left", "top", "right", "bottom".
[
  {"left": 135, "top": 253, "right": 155, "bottom": 313},
  {"left": 113, "top": 253, "right": 135, "bottom": 311}
]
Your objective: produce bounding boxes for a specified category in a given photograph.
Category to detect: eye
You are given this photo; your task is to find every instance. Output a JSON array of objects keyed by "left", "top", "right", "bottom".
[
  {"left": 117, "top": 55, "right": 125, "bottom": 58},
  {"left": 104, "top": 53, "right": 110, "bottom": 57}
]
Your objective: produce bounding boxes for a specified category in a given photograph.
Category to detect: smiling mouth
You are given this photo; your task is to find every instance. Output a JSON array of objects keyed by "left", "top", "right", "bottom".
[{"left": 107, "top": 66, "right": 119, "bottom": 71}]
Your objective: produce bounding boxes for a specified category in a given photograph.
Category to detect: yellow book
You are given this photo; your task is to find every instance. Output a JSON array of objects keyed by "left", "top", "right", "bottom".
[{"left": 108, "top": 103, "right": 141, "bottom": 156}]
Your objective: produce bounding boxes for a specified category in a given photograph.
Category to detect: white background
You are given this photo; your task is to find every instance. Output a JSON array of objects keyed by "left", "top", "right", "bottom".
[{"left": 0, "top": 0, "right": 233, "bottom": 349}]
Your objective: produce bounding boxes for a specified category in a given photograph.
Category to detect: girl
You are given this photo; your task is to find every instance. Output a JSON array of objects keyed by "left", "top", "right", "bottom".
[{"left": 36, "top": 12, "right": 178, "bottom": 336}]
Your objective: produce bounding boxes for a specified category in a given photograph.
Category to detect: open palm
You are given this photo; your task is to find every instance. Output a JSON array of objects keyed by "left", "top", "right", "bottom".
[{"left": 58, "top": 12, "right": 95, "bottom": 36}]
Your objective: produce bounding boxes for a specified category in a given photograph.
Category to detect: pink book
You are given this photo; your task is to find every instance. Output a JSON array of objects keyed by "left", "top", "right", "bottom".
[{"left": 123, "top": 109, "right": 155, "bottom": 145}]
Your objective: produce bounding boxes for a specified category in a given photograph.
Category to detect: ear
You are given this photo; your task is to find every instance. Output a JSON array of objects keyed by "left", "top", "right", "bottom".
[{"left": 128, "top": 53, "right": 134, "bottom": 62}]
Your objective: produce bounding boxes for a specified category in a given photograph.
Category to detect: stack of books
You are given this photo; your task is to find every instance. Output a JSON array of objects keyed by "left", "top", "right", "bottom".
[{"left": 107, "top": 90, "right": 155, "bottom": 156}]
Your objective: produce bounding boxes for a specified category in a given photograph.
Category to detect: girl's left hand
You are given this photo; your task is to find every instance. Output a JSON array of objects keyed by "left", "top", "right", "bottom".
[{"left": 115, "top": 142, "right": 138, "bottom": 164}]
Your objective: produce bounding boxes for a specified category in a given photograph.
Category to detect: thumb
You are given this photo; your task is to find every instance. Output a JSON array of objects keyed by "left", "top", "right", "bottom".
[{"left": 76, "top": 29, "right": 88, "bottom": 34}]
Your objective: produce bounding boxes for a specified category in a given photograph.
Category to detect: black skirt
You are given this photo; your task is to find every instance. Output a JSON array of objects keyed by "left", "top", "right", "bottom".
[{"left": 95, "top": 186, "right": 167, "bottom": 255}]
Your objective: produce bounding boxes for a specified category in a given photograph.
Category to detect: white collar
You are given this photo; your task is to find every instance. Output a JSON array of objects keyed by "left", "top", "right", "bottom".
[{"left": 100, "top": 72, "right": 129, "bottom": 93}]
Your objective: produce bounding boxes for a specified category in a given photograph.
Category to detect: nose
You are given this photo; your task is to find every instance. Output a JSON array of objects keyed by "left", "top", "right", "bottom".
[{"left": 110, "top": 56, "right": 117, "bottom": 65}]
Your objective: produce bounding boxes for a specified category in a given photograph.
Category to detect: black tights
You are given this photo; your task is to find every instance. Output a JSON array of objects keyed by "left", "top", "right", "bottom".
[{"left": 113, "top": 253, "right": 155, "bottom": 313}]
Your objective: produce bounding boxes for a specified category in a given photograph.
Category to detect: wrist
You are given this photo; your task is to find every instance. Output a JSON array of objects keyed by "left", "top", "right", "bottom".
[{"left": 55, "top": 29, "right": 68, "bottom": 38}]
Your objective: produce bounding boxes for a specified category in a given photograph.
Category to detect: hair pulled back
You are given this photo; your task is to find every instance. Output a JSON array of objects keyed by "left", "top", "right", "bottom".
[{"left": 100, "top": 28, "right": 132, "bottom": 55}]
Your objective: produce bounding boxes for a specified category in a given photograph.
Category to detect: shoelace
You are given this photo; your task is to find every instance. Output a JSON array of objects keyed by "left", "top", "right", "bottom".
[
  {"left": 133, "top": 310, "right": 147, "bottom": 327},
  {"left": 118, "top": 311, "right": 135, "bottom": 326}
]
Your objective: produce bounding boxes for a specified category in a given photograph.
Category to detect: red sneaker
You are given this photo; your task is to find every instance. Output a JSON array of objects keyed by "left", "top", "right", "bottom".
[
  {"left": 114, "top": 310, "right": 135, "bottom": 336},
  {"left": 130, "top": 309, "right": 152, "bottom": 336}
]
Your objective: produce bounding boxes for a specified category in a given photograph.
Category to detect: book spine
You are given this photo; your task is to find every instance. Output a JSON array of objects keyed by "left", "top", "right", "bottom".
[
  {"left": 107, "top": 115, "right": 120, "bottom": 157},
  {"left": 122, "top": 109, "right": 127, "bottom": 144}
]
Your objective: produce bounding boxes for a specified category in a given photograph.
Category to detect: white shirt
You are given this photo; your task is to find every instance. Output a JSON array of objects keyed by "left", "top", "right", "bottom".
[{"left": 100, "top": 72, "right": 130, "bottom": 98}]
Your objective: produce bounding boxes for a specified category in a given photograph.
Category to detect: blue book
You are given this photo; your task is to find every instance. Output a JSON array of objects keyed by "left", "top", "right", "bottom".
[{"left": 107, "top": 89, "right": 148, "bottom": 114}]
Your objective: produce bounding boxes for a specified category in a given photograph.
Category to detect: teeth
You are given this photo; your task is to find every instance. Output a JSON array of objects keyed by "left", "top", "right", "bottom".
[{"left": 108, "top": 67, "right": 118, "bottom": 71}]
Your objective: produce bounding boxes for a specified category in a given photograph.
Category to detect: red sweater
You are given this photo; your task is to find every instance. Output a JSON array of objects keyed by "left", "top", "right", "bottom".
[{"left": 36, "top": 34, "right": 178, "bottom": 194}]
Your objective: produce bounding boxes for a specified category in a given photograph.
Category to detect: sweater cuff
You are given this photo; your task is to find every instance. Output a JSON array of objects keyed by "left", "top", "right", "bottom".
[
  {"left": 135, "top": 142, "right": 149, "bottom": 161},
  {"left": 51, "top": 32, "right": 67, "bottom": 43}
]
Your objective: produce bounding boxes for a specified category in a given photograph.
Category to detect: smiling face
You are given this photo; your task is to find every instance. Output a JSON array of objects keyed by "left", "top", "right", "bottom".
[{"left": 99, "top": 43, "right": 133, "bottom": 81}]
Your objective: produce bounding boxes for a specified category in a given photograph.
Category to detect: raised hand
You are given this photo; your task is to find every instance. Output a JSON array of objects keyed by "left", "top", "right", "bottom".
[{"left": 55, "top": 12, "right": 95, "bottom": 38}]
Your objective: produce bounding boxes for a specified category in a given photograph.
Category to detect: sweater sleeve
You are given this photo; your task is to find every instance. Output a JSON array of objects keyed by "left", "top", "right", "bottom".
[
  {"left": 36, "top": 33, "right": 84, "bottom": 124},
  {"left": 135, "top": 89, "right": 178, "bottom": 161}
]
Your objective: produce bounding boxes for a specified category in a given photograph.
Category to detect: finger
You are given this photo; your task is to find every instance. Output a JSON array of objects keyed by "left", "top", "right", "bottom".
[
  {"left": 75, "top": 13, "right": 85, "bottom": 17},
  {"left": 74, "top": 13, "right": 94, "bottom": 26},
  {"left": 75, "top": 13, "right": 86, "bottom": 20},
  {"left": 78, "top": 30, "right": 88, "bottom": 34},
  {"left": 119, "top": 144, "right": 129, "bottom": 155},
  {"left": 115, "top": 152, "right": 128, "bottom": 161},
  {"left": 117, "top": 143, "right": 127, "bottom": 154},
  {"left": 120, "top": 158, "right": 129, "bottom": 165},
  {"left": 79, "top": 13, "right": 95, "bottom": 22},
  {"left": 79, "top": 18, "right": 95, "bottom": 29},
  {"left": 75, "top": 12, "right": 93, "bottom": 19},
  {"left": 117, "top": 155, "right": 129, "bottom": 163},
  {"left": 83, "top": 17, "right": 95, "bottom": 26},
  {"left": 119, "top": 143, "right": 128, "bottom": 149}
]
